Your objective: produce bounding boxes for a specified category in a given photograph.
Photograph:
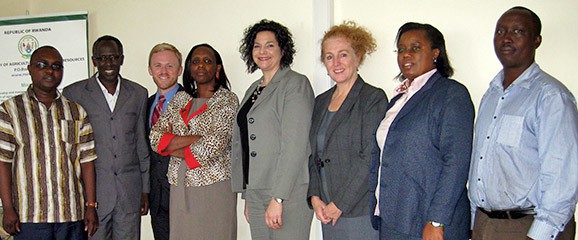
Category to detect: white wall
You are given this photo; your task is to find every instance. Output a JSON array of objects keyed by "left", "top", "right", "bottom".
[{"left": 1, "top": 0, "right": 577, "bottom": 239}]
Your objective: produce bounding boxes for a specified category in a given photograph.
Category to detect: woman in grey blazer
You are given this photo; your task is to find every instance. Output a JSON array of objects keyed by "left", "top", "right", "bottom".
[
  {"left": 307, "top": 21, "right": 387, "bottom": 240},
  {"left": 369, "top": 22, "right": 474, "bottom": 240},
  {"left": 231, "top": 19, "right": 314, "bottom": 240}
]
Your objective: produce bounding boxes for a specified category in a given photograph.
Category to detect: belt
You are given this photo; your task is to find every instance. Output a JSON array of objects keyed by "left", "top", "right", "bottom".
[{"left": 478, "top": 207, "right": 536, "bottom": 219}]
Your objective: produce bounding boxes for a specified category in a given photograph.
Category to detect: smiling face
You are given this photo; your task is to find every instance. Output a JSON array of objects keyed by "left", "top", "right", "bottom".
[
  {"left": 148, "top": 50, "right": 182, "bottom": 94},
  {"left": 322, "top": 36, "right": 360, "bottom": 85},
  {"left": 252, "top": 31, "right": 282, "bottom": 74},
  {"left": 396, "top": 30, "right": 439, "bottom": 81},
  {"left": 494, "top": 9, "right": 541, "bottom": 71},
  {"left": 190, "top": 46, "right": 221, "bottom": 87},
  {"left": 28, "top": 47, "right": 63, "bottom": 94},
  {"left": 92, "top": 40, "right": 124, "bottom": 83}
]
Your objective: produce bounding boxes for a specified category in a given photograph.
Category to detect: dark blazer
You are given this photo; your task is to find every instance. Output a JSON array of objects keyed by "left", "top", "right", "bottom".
[
  {"left": 307, "top": 76, "right": 388, "bottom": 217},
  {"left": 146, "top": 84, "right": 183, "bottom": 216},
  {"left": 369, "top": 72, "right": 474, "bottom": 239},
  {"left": 63, "top": 75, "right": 150, "bottom": 216}
]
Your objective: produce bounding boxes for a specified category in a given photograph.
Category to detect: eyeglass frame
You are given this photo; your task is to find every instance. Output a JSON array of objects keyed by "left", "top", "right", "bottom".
[
  {"left": 29, "top": 61, "right": 64, "bottom": 71},
  {"left": 93, "top": 54, "right": 123, "bottom": 62}
]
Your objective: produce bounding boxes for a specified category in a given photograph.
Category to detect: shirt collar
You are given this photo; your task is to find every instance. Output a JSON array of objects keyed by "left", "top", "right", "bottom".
[
  {"left": 26, "top": 84, "right": 62, "bottom": 102},
  {"left": 156, "top": 84, "right": 180, "bottom": 103},
  {"left": 394, "top": 69, "right": 437, "bottom": 96},
  {"left": 490, "top": 62, "right": 539, "bottom": 91},
  {"left": 95, "top": 73, "right": 121, "bottom": 96}
]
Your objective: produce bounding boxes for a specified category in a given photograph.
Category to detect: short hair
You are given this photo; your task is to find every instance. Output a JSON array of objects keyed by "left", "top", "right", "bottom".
[
  {"left": 183, "top": 43, "right": 231, "bottom": 97},
  {"left": 508, "top": 6, "right": 542, "bottom": 36},
  {"left": 321, "top": 21, "right": 377, "bottom": 65},
  {"left": 239, "top": 19, "right": 295, "bottom": 73},
  {"left": 30, "top": 45, "right": 61, "bottom": 61},
  {"left": 92, "top": 35, "right": 123, "bottom": 56},
  {"left": 148, "top": 43, "right": 182, "bottom": 66},
  {"left": 395, "top": 22, "right": 454, "bottom": 79}
]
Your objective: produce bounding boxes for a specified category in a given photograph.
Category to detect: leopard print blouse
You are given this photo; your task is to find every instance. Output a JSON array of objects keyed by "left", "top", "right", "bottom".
[{"left": 150, "top": 88, "right": 239, "bottom": 187}]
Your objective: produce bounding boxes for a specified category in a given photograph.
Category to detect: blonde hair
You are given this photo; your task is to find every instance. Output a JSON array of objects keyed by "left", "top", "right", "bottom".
[
  {"left": 148, "top": 43, "right": 182, "bottom": 66},
  {"left": 321, "top": 21, "right": 377, "bottom": 65}
]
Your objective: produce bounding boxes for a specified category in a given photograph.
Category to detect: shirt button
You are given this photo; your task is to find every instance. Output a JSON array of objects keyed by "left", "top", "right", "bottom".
[
  {"left": 250, "top": 151, "right": 257, "bottom": 157},
  {"left": 481, "top": 199, "right": 484, "bottom": 202},
  {"left": 250, "top": 134, "right": 256, "bottom": 140},
  {"left": 112, "top": 136, "right": 116, "bottom": 139},
  {"left": 480, "top": 156, "right": 483, "bottom": 159},
  {"left": 110, "top": 117, "right": 114, "bottom": 120},
  {"left": 486, "top": 136, "right": 490, "bottom": 139},
  {"left": 248, "top": 118, "right": 255, "bottom": 124},
  {"left": 501, "top": 97, "right": 505, "bottom": 100},
  {"left": 493, "top": 116, "right": 497, "bottom": 119},
  {"left": 477, "top": 178, "right": 481, "bottom": 181}
]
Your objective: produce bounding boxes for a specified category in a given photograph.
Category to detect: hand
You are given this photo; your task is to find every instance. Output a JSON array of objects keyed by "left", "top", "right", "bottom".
[
  {"left": 84, "top": 207, "right": 99, "bottom": 237},
  {"left": 311, "top": 196, "right": 331, "bottom": 224},
  {"left": 422, "top": 223, "right": 444, "bottom": 240},
  {"left": 323, "top": 202, "right": 342, "bottom": 226},
  {"left": 244, "top": 201, "right": 250, "bottom": 224},
  {"left": 140, "top": 193, "right": 150, "bottom": 215},
  {"left": 2, "top": 207, "right": 20, "bottom": 235},
  {"left": 265, "top": 198, "right": 283, "bottom": 230}
]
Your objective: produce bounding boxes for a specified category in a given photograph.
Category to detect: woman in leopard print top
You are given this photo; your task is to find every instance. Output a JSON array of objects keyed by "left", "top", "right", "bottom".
[{"left": 149, "top": 44, "right": 238, "bottom": 240}]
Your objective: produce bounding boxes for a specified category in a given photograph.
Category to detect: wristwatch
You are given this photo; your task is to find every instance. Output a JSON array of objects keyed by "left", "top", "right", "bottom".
[
  {"left": 429, "top": 221, "right": 444, "bottom": 227},
  {"left": 85, "top": 202, "right": 98, "bottom": 209},
  {"left": 274, "top": 198, "right": 284, "bottom": 204}
]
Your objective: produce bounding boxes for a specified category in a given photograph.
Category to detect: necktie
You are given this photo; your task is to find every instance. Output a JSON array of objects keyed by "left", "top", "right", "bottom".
[{"left": 151, "top": 95, "right": 165, "bottom": 127}]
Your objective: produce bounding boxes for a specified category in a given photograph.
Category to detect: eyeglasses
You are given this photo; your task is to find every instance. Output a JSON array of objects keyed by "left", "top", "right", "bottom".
[
  {"left": 394, "top": 46, "right": 422, "bottom": 55},
  {"left": 94, "top": 55, "right": 122, "bottom": 62},
  {"left": 30, "top": 61, "right": 64, "bottom": 71}
]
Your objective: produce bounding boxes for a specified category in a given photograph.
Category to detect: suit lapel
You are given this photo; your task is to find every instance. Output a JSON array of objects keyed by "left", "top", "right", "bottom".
[
  {"left": 86, "top": 75, "right": 113, "bottom": 114},
  {"left": 324, "top": 76, "right": 364, "bottom": 142},
  {"left": 310, "top": 87, "right": 333, "bottom": 156},
  {"left": 249, "top": 67, "right": 289, "bottom": 112},
  {"left": 392, "top": 72, "right": 441, "bottom": 123},
  {"left": 114, "top": 78, "right": 132, "bottom": 113}
]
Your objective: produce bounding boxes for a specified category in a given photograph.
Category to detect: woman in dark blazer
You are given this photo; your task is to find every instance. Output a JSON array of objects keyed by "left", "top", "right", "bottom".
[
  {"left": 231, "top": 19, "right": 314, "bottom": 240},
  {"left": 307, "top": 21, "right": 387, "bottom": 240},
  {"left": 369, "top": 22, "right": 474, "bottom": 240}
]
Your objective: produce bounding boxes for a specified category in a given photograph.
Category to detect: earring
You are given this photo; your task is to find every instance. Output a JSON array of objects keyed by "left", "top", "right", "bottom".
[
  {"left": 433, "top": 58, "right": 437, "bottom": 64},
  {"left": 216, "top": 72, "right": 220, "bottom": 79}
]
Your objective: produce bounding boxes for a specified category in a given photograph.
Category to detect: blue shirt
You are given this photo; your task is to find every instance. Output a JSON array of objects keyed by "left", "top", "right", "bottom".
[
  {"left": 148, "top": 85, "right": 180, "bottom": 129},
  {"left": 468, "top": 63, "right": 578, "bottom": 239}
]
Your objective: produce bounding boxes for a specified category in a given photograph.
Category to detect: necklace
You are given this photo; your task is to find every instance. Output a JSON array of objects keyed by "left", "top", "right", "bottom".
[{"left": 250, "top": 86, "right": 266, "bottom": 103}]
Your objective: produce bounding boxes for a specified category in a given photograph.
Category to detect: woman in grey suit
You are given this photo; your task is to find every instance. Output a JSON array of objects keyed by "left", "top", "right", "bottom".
[
  {"left": 231, "top": 19, "right": 314, "bottom": 240},
  {"left": 369, "top": 22, "right": 474, "bottom": 240},
  {"left": 307, "top": 21, "right": 387, "bottom": 240}
]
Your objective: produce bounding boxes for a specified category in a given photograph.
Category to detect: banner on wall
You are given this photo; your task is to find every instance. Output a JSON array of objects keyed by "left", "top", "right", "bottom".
[{"left": 0, "top": 12, "right": 89, "bottom": 101}]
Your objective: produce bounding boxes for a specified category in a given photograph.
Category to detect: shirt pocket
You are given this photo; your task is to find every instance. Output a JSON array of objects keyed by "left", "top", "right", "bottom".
[
  {"left": 496, "top": 115, "right": 523, "bottom": 147},
  {"left": 60, "top": 120, "right": 82, "bottom": 144}
]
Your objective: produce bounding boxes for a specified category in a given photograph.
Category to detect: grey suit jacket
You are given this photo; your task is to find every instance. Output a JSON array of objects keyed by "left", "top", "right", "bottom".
[
  {"left": 231, "top": 67, "right": 314, "bottom": 200},
  {"left": 307, "top": 76, "right": 388, "bottom": 217},
  {"left": 369, "top": 72, "right": 474, "bottom": 239},
  {"left": 63, "top": 74, "right": 150, "bottom": 216}
]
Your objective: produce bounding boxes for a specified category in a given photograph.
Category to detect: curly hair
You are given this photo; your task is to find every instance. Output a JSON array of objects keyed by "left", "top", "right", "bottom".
[
  {"left": 321, "top": 21, "right": 377, "bottom": 65},
  {"left": 239, "top": 19, "right": 295, "bottom": 73},
  {"left": 183, "top": 43, "right": 231, "bottom": 98}
]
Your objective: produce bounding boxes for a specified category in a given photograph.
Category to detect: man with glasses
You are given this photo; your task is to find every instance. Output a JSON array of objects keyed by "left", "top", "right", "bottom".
[
  {"left": 63, "top": 36, "right": 150, "bottom": 240},
  {"left": 0, "top": 46, "right": 98, "bottom": 239}
]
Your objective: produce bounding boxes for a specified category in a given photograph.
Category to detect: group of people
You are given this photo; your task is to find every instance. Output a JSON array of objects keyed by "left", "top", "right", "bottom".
[{"left": 0, "top": 5, "right": 576, "bottom": 240}]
